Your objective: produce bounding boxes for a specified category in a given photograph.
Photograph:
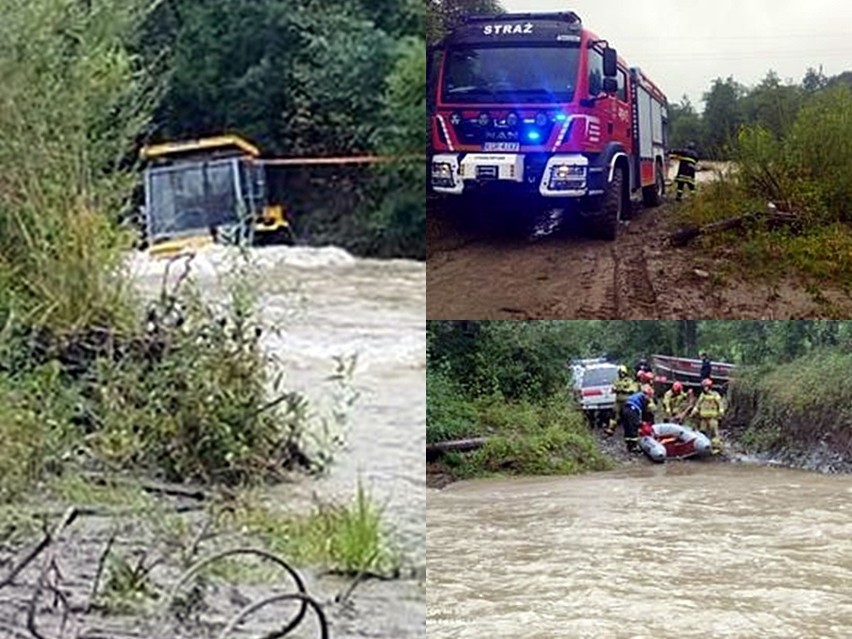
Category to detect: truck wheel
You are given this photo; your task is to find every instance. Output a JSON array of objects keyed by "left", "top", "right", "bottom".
[
  {"left": 595, "top": 166, "right": 624, "bottom": 241},
  {"left": 642, "top": 161, "right": 664, "bottom": 207}
]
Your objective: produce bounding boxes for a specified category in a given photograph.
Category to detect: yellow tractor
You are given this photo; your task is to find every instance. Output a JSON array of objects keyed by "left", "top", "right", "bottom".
[{"left": 139, "top": 135, "right": 294, "bottom": 257}]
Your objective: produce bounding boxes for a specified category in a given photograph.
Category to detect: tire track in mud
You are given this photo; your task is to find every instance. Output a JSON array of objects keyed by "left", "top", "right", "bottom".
[
  {"left": 426, "top": 196, "right": 852, "bottom": 319},
  {"left": 427, "top": 201, "right": 661, "bottom": 319}
]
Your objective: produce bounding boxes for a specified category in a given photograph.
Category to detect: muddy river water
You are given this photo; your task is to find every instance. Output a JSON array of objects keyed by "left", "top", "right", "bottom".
[
  {"left": 128, "top": 245, "right": 426, "bottom": 637},
  {"left": 427, "top": 464, "right": 852, "bottom": 639}
]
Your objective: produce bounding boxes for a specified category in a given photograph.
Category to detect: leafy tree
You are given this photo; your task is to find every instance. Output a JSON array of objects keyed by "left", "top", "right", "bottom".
[
  {"left": 702, "top": 76, "right": 744, "bottom": 158},
  {"left": 802, "top": 66, "right": 828, "bottom": 94},
  {"left": 427, "top": 0, "right": 504, "bottom": 45},
  {"left": 738, "top": 70, "right": 802, "bottom": 140},
  {"left": 370, "top": 36, "right": 427, "bottom": 257},
  {"left": 668, "top": 96, "right": 706, "bottom": 151}
]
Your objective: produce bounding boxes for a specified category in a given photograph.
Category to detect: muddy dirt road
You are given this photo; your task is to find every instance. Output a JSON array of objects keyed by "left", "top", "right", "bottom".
[{"left": 427, "top": 168, "right": 852, "bottom": 319}]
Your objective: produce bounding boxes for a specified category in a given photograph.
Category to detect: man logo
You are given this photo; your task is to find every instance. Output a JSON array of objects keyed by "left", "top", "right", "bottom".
[{"left": 483, "top": 23, "right": 534, "bottom": 36}]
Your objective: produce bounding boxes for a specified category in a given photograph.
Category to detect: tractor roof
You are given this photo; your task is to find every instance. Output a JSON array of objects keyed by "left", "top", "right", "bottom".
[{"left": 140, "top": 135, "right": 260, "bottom": 163}]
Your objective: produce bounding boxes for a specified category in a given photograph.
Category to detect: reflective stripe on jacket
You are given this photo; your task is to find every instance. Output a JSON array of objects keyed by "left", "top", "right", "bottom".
[{"left": 694, "top": 390, "right": 723, "bottom": 418}]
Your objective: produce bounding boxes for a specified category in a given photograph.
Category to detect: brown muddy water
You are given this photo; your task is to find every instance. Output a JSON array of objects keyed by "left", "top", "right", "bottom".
[
  {"left": 0, "top": 246, "right": 425, "bottom": 638},
  {"left": 427, "top": 464, "right": 852, "bottom": 639}
]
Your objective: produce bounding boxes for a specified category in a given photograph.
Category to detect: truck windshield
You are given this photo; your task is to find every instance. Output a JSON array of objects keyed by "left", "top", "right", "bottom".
[
  {"left": 441, "top": 45, "right": 580, "bottom": 104},
  {"left": 146, "top": 160, "right": 241, "bottom": 239}
]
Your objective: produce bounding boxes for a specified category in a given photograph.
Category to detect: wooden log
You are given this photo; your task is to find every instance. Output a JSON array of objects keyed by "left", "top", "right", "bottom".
[
  {"left": 79, "top": 471, "right": 211, "bottom": 501},
  {"left": 668, "top": 210, "right": 800, "bottom": 247},
  {"left": 426, "top": 437, "right": 490, "bottom": 459}
]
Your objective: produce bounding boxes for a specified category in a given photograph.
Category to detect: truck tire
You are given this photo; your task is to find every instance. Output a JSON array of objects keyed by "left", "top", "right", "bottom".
[
  {"left": 642, "top": 161, "right": 664, "bottom": 207},
  {"left": 595, "top": 166, "right": 624, "bottom": 241}
]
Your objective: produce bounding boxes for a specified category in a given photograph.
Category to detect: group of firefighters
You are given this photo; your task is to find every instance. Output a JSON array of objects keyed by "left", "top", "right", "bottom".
[{"left": 605, "top": 356, "right": 725, "bottom": 455}]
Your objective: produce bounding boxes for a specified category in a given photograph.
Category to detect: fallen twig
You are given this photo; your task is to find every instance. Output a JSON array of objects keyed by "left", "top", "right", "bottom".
[
  {"left": 78, "top": 472, "right": 210, "bottom": 501},
  {"left": 85, "top": 532, "right": 116, "bottom": 614},
  {"left": 334, "top": 550, "right": 379, "bottom": 606},
  {"left": 668, "top": 210, "right": 801, "bottom": 247},
  {"left": 0, "top": 508, "right": 78, "bottom": 590}
]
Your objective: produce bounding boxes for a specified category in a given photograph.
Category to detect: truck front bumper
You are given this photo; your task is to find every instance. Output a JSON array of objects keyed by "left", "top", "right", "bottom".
[{"left": 431, "top": 153, "right": 592, "bottom": 198}]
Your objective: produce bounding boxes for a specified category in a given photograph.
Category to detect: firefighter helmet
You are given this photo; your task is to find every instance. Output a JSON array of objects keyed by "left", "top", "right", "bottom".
[
  {"left": 618, "top": 365, "right": 629, "bottom": 377},
  {"left": 672, "top": 381, "right": 683, "bottom": 393},
  {"left": 701, "top": 378, "right": 713, "bottom": 389}
]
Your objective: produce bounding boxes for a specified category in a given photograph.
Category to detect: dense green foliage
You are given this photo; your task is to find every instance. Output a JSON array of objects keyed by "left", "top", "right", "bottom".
[
  {"left": 0, "top": 0, "right": 347, "bottom": 502},
  {"left": 428, "top": 321, "right": 852, "bottom": 473},
  {"left": 678, "top": 84, "right": 852, "bottom": 283},
  {"left": 668, "top": 69, "right": 852, "bottom": 157},
  {"left": 429, "top": 321, "right": 852, "bottom": 373},
  {"left": 427, "top": 0, "right": 503, "bottom": 44},
  {"left": 726, "top": 351, "right": 852, "bottom": 459},
  {"left": 427, "top": 321, "right": 614, "bottom": 478},
  {"left": 139, "top": 0, "right": 425, "bottom": 258}
]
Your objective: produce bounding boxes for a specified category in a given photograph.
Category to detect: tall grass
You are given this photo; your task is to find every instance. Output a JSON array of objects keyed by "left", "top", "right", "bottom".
[
  {"left": 0, "top": 0, "right": 343, "bottom": 500},
  {"left": 238, "top": 482, "right": 398, "bottom": 575},
  {"left": 727, "top": 351, "right": 852, "bottom": 455},
  {"left": 428, "top": 367, "right": 612, "bottom": 478},
  {"left": 0, "top": 0, "right": 158, "bottom": 332}
]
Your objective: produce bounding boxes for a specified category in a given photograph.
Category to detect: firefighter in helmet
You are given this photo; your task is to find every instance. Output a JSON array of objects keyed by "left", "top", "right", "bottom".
[
  {"left": 662, "top": 381, "right": 691, "bottom": 423},
  {"left": 671, "top": 141, "right": 699, "bottom": 202},
  {"left": 691, "top": 378, "right": 725, "bottom": 454},
  {"left": 607, "top": 365, "right": 638, "bottom": 437},
  {"left": 623, "top": 385, "right": 655, "bottom": 453},
  {"left": 637, "top": 370, "right": 658, "bottom": 422}
]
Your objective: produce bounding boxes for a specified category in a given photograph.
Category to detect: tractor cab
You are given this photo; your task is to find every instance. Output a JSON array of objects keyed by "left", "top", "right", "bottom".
[{"left": 140, "top": 135, "right": 293, "bottom": 257}]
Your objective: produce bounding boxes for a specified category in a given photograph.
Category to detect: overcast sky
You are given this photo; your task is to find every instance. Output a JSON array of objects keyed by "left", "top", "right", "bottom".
[{"left": 500, "top": 0, "right": 852, "bottom": 110}]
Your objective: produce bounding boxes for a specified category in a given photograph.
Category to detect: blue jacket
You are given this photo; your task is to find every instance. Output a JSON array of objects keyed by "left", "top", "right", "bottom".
[{"left": 625, "top": 391, "right": 648, "bottom": 412}]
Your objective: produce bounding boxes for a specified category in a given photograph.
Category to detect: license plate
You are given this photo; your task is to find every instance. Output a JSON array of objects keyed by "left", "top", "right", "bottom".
[
  {"left": 476, "top": 166, "right": 498, "bottom": 179},
  {"left": 483, "top": 142, "right": 520, "bottom": 152}
]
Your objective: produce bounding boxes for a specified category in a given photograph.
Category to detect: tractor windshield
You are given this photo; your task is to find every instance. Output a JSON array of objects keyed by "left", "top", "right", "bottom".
[
  {"left": 145, "top": 159, "right": 241, "bottom": 240},
  {"left": 441, "top": 44, "right": 580, "bottom": 104}
]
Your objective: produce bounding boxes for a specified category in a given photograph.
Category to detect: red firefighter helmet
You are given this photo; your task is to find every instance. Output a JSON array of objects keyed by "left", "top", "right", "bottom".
[
  {"left": 672, "top": 381, "right": 683, "bottom": 393},
  {"left": 701, "top": 378, "right": 713, "bottom": 389}
]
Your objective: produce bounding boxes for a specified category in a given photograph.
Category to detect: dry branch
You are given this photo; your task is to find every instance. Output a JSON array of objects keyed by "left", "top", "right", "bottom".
[
  {"left": 0, "top": 508, "right": 78, "bottom": 590},
  {"left": 426, "top": 437, "right": 490, "bottom": 459},
  {"left": 668, "top": 210, "right": 801, "bottom": 247},
  {"left": 78, "top": 472, "right": 211, "bottom": 501}
]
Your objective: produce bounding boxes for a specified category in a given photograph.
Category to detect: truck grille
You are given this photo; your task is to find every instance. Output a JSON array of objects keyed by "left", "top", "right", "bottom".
[{"left": 450, "top": 113, "right": 556, "bottom": 147}]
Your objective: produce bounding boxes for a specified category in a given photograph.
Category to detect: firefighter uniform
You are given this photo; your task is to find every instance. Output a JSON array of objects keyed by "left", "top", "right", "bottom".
[
  {"left": 662, "top": 388, "right": 690, "bottom": 422},
  {"left": 608, "top": 374, "right": 638, "bottom": 436},
  {"left": 672, "top": 144, "right": 699, "bottom": 201},
  {"left": 622, "top": 391, "right": 651, "bottom": 452},
  {"left": 691, "top": 388, "right": 725, "bottom": 454}
]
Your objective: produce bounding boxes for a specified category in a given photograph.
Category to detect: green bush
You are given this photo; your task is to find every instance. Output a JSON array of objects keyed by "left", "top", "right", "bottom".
[
  {"left": 0, "top": 0, "right": 342, "bottom": 501},
  {"left": 680, "top": 86, "right": 852, "bottom": 282},
  {"left": 728, "top": 350, "right": 852, "bottom": 454},
  {"left": 456, "top": 398, "right": 611, "bottom": 477},
  {"left": 426, "top": 367, "right": 479, "bottom": 443}
]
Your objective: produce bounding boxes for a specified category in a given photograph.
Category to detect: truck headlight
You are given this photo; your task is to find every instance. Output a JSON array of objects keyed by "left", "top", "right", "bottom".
[
  {"left": 548, "top": 164, "right": 586, "bottom": 190},
  {"left": 432, "top": 162, "right": 454, "bottom": 187}
]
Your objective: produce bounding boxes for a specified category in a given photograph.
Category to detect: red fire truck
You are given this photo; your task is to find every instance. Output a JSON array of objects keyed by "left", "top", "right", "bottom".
[{"left": 429, "top": 11, "right": 669, "bottom": 239}]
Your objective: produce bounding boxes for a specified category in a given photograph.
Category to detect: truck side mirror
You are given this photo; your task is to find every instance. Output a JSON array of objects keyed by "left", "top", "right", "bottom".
[
  {"left": 603, "top": 77, "right": 618, "bottom": 94},
  {"left": 603, "top": 47, "right": 617, "bottom": 77}
]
